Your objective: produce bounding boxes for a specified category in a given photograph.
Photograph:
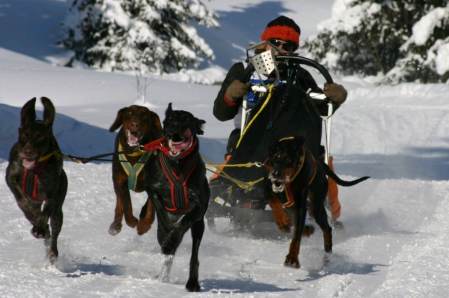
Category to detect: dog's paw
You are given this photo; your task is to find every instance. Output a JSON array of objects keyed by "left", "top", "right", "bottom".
[
  {"left": 271, "top": 207, "right": 291, "bottom": 232},
  {"left": 108, "top": 221, "right": 122, "bottom": 236},
  {"left": 125, "top": 216, "right": 139, "bottom": 228},
  {"left": 186, "top": 279, "right": 201, "bottom": 292},
  {"left": 276, "top": 219, "right": 291, "bottom": 233},
  {"left": 302, "top": 224, "right": 315, "bottom": 237},
  {"left": 31, "top": 225, "right": 50, "bottom": 239},
  {"left": 137, "top": 220, "right": 152, "bottom": 235},
  {"left": 47, "top": 248, "right": 58, "bottom": 264},
  {"left": 284, "top": 254, "right": 300, "bottom": 269}
]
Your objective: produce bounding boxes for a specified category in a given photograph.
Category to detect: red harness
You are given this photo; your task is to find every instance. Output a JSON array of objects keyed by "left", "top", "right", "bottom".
[
  {"left": 143, "top": 137, "right": 198, "bottom": 213},
  {"left": 143, "top": 137, "right": 197, "bottom": 159},
  {"left": 20, "top": 151, "right": 60, "bottom": 202},
  {"left": 22, "top": 168, "right": 41, "bottom": 201}
]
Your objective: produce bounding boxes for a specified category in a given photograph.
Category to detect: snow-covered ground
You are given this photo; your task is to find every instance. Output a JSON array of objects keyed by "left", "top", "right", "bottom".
[{"left": 1, "top": 1, "right": 449, "bottom": 297}]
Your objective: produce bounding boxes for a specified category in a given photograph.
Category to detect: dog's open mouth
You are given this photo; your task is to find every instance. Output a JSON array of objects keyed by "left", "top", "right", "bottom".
[
  {"left": 167, "top": 129, "right": 193, "bottom": 157},
  {"left": 269, "top": 171, "right": 286, "bottom": 193},
  {"left": 270, "top": 179, "right": 285, "bottom": 193},
  {"left": 19, "top": 154, "right": 37, "bottom": 169},
  {"left": 126, "top": 129, "right": 142, "bottom": 147}
]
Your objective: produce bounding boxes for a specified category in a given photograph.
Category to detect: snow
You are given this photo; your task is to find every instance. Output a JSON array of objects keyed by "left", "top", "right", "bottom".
[
  {"left": 317, "top": 0, "right": 376, "bottom": 34},
  {"left": 411, "top": 6, "right": 449, "bottom": 46},
  {"left": 435, "top": 41, "right": 449, "bottom": 75},
  {"left": 1, "top": 0, "right": 449, "bottom": 297},
  {"left": 103, "top": 0, "right": 130, "bottom": 28}
]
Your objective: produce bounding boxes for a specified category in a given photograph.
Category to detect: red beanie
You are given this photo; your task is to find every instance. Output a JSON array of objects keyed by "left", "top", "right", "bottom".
[{"left": 260, "top": 16, "right": 301, "bottom": 46}]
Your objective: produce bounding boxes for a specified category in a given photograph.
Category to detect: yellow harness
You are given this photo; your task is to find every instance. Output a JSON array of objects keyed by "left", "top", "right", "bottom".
[{"left": 118, "top": 143, "right": 151, "bottom": 191}]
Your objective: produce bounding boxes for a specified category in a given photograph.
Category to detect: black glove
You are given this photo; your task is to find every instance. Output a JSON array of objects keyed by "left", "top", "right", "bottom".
[
  {"left": 324, "top": 83, "right": 347, "bottom": 104},
  {"left": 225, "top": 80, "right": 250, "bottom": 101},
  {"left": 223, "top": 63, "right": 253, "bottom": 104}
]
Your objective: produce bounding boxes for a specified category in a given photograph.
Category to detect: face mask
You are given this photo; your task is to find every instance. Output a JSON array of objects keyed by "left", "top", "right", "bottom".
[{"left": 246, "top": 41, "right": 276, "bottom": 77}]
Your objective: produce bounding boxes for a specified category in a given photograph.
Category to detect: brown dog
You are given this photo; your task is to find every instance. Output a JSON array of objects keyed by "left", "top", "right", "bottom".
[
  {"left": 265, "top": 136, "right": 368, "bottom": 268},
  {"left": 108, "top": 105, "right": 162, "bottom": 236},
  {"left": 6, "top": 97, "right": 67, "bottom": 263}
]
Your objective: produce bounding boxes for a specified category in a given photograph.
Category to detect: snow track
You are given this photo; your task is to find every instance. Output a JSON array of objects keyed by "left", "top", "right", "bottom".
[{"left": 2, "top": 159, "right": 449, "bottom": 297}]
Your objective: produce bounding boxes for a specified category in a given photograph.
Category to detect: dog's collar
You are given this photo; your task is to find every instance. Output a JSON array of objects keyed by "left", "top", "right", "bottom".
[
  {"left": 281, "top": 152, "right": 306, "bottom": 208},
  {"left": 38, "top": 151, "right": 60, "bottom": 163},
  {"left": 118, "top": 142, "right": 146, "bottom": 157},
  {"left": 283, "top": 154, "right": 317, "bottom": 208},
  {"left": 21, "top": 150, "right": 60, "bottom": 169},
  {"left": 143, "top": 137, "right": 197, "bottom": 159},
  {"left": 290, "top": 152, "right": 306, "bottom": 181}
]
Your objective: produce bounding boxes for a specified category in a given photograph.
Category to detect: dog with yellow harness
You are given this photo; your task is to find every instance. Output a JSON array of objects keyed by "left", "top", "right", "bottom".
[{"left": 108, "top": 105, "right": 162, "bottom": 236}]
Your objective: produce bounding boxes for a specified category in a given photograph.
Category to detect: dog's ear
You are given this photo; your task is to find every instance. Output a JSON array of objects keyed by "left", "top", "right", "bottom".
[
  {"left": 145, "top": 110, "right": 163, "bottom": 138},
  {"left": 152, "top": 113, "right": 163, "bottom": 137},
  {"left": 193, "top": 117, "right": 206, "bottom": 135},
  {"left": 21, "top": 97, "right": 37, "bottom": 127},
  {"left": 109, "top": 107, "right": 127, "bottom": 132},
  {"left": 41, "top": 97, "right": 55, "bottom": 127},
  {"left": 165, "top": 102, "right": 173, "bottom": 119}
]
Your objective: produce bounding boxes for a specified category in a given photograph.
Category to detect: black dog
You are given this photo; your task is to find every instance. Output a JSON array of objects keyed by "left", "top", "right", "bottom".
[
  {"left": 5, "top": 97, "right": 67, "bottom": 263},
  {"left": 265, "top": 136, "right": 368, "bottom": 268},
  {"left": 108, "top": 105, "right": 162, "bottom": 236},
  {"left": 143, "top": 103, "right": 209, "bottom": 292}
]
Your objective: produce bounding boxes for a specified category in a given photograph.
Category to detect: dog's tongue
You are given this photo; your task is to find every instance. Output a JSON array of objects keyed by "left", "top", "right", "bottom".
[
  {"left": 168, "top": 129, "right": 193, "bottom": 157},
  {"left": 22, "top": 159, "right": 36, "bottom": 169},
  {"left": 168, "top": 138, "right": 192, "bottom": 156},
  {"left": 127, "top": 131, "right": 140, "bottom": 147}
]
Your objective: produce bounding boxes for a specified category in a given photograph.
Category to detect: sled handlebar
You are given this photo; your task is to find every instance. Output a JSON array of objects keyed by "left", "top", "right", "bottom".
[{"left": 275, "top": 55, "right": 334, "bottom": 84}]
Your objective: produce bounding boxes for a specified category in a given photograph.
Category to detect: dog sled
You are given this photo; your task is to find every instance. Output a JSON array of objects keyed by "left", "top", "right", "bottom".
[{"left": 207, "top": 52, "right": 341, "bottom": 233}]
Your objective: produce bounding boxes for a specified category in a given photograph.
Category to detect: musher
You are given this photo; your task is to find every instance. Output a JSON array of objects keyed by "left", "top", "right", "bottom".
[{"left": 211, "top": 16, "right": 347, "bottom": 222}]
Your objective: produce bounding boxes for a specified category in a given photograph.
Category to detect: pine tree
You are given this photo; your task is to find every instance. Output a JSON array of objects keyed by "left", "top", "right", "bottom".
[
  {"left": 388, "top": 4, "right": 449, "bottom": 83},
  {"left": 304, "top": 0, "right": 449, "bottom": 83},
  {"left": 62, "top": 0, "right": 218, "bottom": 74}
]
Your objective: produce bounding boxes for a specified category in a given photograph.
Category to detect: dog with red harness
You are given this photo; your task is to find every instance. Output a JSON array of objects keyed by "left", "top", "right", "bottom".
[
  {"left": 142, "top": 103, "right": 209, "bottom": 292},
  {"left": 265, "top": 135, "right": 368, "bottom": 268},
  {"left": 5, "top": 97, "right": 67, "bottom": 263}
]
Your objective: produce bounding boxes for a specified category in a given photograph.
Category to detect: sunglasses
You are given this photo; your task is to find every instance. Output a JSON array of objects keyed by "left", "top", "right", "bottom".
[{"left": 268, "top": 39, "right": 297, "bottom": 52}]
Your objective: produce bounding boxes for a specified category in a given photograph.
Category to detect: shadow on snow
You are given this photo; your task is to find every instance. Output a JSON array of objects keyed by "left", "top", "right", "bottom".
[
  {"left": 201, "top": 278, "right": 299, "bottom": 294},
  {"left": 335, "top": 146, "right": 449, "bottom": 181},
  {"left": 0, "top": 0, "right": 70, "bottom": 62},
  {"left": 197, "top": 1, "right": 290, "bottom": 68},
  {"left": 0, "top": 103, "right": 227, "bottom": 163},
  {"left": 299, "top": 254, "right": 386, "bottom": 282}
]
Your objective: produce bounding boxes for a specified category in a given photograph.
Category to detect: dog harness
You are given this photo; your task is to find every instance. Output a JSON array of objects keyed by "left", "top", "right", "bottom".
[
  {"left": 118, "top": 142, "right": 151, "bottom": 191},
  {"left": 143, "top": 137, "right": 198, "bottom": 213},
  {"left": 273, "top": 137, "right": 318, "bottom": 208},
  {"left": 284, "top": 154, "right": 317, "bottom": 208},
  {"left": 21, "top": 151, "right": 59, "bottom": 202}
]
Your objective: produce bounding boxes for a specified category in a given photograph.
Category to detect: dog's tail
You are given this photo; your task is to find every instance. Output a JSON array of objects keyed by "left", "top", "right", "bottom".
[{"left": 318, "top": 161, "right": 369, "bottom": 186}]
